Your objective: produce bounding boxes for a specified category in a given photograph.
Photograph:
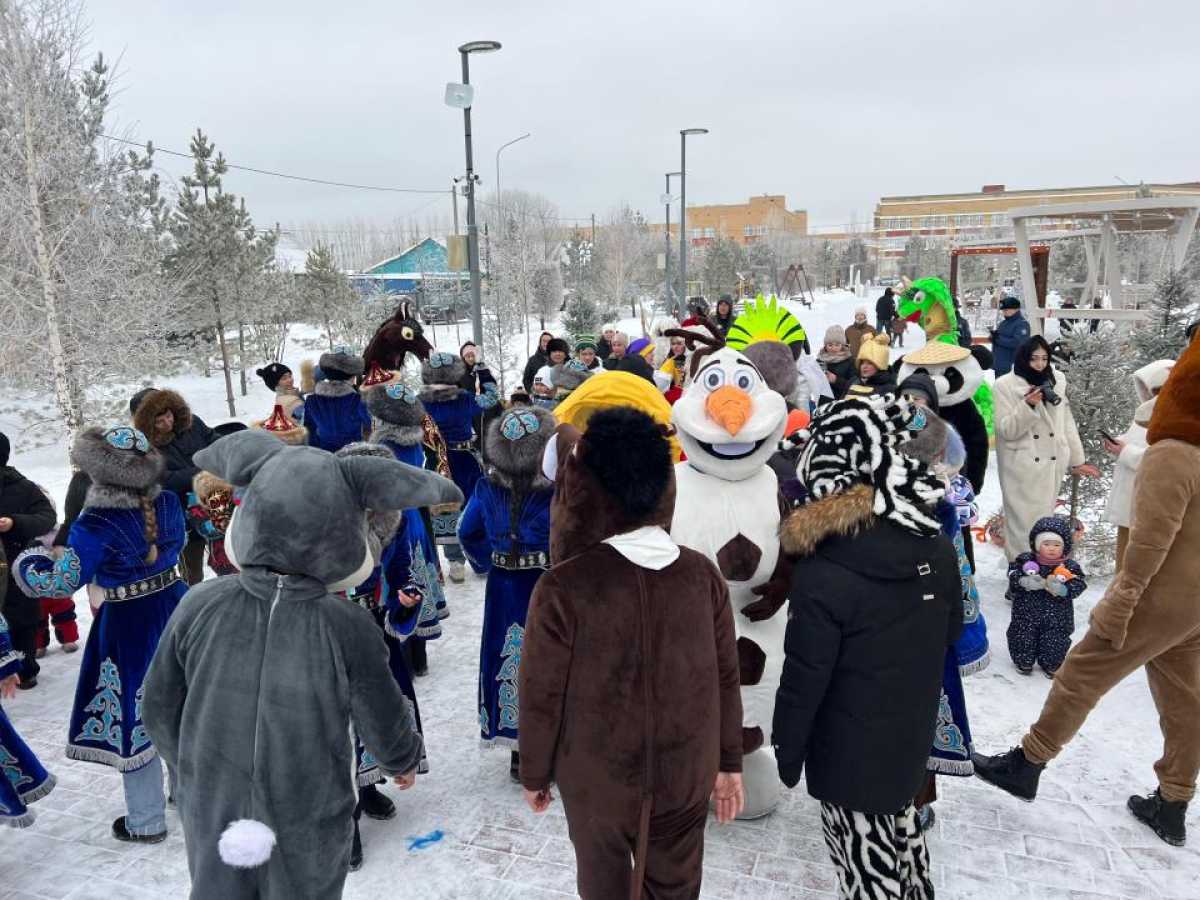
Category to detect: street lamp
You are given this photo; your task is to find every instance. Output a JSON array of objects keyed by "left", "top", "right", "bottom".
[
  {"left": 662, "top": 171, "right": 681, "bottom": 310},
  {"left": 451, "top": 39, "right": 502, "bottom": 348},
  {"left": 495, "top": 132, "right": 531, "bottom": 205},
  {"left": 679, "top": 128, "right": 708, "bottom": 306}
]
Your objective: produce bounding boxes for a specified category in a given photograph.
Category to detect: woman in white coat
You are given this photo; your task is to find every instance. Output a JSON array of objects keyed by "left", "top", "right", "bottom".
[
  {"left": 1102, "top": 359, "right": 1174, "bottom": 569},
  {"left": 994, "top": 336, "right": 1097, "bottom": 563}
]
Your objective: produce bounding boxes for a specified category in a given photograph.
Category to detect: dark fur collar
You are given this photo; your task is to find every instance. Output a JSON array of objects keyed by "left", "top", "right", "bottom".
[
  {"left": 85, "top": 483, "right": 161, "bottom": 510},
  {"left": 419, "top": 384, "right": 462, "bottom": 404},
  {"left": 315, "top": 380, "right": 356, "bottom": 398},
  {"left": 488, "top": 466, "right": 552, "bottom": 493},
  {"left": 370, "top": 422, "right": 424, "bottom": 447},
  {"left": 779, "top": 484, "right": 875, "bottom": 557}
]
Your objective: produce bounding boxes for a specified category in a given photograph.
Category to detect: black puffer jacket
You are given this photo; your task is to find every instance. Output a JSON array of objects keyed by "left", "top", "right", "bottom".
[
  {"left": 131, "top": 389, "right": 217, "bottom": 503},
  {"left": 0, "top": 467, "right": 56, "bottom": 624},
  {"left": 772, "top": 485, "right": 961, "bottom": 815}
]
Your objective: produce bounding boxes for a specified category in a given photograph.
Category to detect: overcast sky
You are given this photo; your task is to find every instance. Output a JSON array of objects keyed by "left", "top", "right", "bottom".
[{"left": 89, "top": 0, "right": 1198, "bottom": 238}]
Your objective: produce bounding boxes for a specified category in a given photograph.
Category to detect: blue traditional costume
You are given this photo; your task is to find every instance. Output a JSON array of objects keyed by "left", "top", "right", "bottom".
[
  {"left": 14, "top": 425, "right": 186, "bottom": 841},
  {"left": 0, "top": 612, "right": 55, "bottom": 827},
  {"left": 419, "top": 351, "right": 499, "bottom": 552},
  {"left": 302, "top": 348, "right": 371, "bottom": 453},
  {"left": 458, "top": 407, "right": 554, "bottom": 767}
]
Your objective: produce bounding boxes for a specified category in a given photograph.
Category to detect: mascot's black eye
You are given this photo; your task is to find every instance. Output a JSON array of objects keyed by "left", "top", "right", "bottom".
[
  {"left": 943, "top": 367, "right": 965, "bottom": 395},
  {"left": 733, "top": 370, "right": 756, "bottom": 391},
  {"left": 702, "top": 368, "right": 725, "bottom": 391},
  {"left": 401, "top": 327, "right": 414, "bottom": 341}
]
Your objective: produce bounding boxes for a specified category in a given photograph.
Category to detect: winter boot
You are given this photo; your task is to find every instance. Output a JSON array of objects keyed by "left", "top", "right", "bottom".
[
  {"left": 972, "top": 746, "right": 1044, "bottom": 802},
  {"left": 1016, "top": 665, "right": 1033, "bottom": 676},
  {"left": 359, "top": 784, "right": 396, "bottom": 821},
  {"left": 409, "top": 638, "right": 428, "bottom": 678},
  {"left": 448, "top": 560, "right": 466, "bottom": 583},
  {"left": 111, "top": 816, "right": 167, "bottom": 844},
  {"left": 63, "top": 641, "right": 79, "bottom": 653},
  {"left": 510, "top": 751, "right": 521, "bottom": 784},
  {"left": 1128, "top": 789, "right": 1187, "bottom": 847},
  {"left": 349, "top": 818, "right": 364, "bottom": 872}
]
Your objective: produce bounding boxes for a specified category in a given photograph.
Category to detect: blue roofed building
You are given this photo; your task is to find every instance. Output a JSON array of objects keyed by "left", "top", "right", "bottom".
[{"left": 349, "top": 237, "right": 472, "bottom": 297}]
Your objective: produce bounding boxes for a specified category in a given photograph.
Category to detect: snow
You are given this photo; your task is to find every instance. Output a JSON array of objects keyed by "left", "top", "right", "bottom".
[{"left": 3, "top": 293, "right": 1198, "bottom": 898}]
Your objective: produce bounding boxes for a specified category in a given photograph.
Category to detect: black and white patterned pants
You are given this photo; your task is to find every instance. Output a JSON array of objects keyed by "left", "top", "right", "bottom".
[{"left": 820, "top": 802, "right": 934, "bottom": 900}]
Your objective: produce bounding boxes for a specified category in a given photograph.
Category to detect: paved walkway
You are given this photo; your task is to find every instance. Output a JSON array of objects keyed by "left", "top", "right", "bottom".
[{"left": 3, "top": 557, "right": 1197, "bottom": 899}]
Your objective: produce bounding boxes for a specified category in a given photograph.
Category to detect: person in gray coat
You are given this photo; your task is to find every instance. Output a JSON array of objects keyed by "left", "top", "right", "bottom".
[{"left": 142, "top": 429, "right": 463, "bottom": 899}]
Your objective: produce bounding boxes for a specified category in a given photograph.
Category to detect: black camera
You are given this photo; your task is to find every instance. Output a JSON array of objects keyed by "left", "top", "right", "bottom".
[{"left": 1039, "top": 384, "right": 1062, "bottom": 406}]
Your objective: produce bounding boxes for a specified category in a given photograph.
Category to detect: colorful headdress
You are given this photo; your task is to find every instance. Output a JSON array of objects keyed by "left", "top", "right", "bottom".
[
  {"left": 360, "top": 362, "right": 402, "bottom": 390},
  {"left": 725, "top": 294, "right": 809, "bottom": 359},
  {"left": 253, "top": 404, "right": 308, "bottom": 446}
]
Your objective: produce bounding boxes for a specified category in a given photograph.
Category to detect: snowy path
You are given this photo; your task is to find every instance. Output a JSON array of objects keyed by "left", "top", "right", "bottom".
[{"left": 3, "top": 544, "right": 1199, "bottom": 899}]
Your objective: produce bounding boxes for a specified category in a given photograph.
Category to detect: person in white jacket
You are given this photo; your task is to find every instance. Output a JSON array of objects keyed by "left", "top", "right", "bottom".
[
  {"left": 1102, "top": 359, "right": 1175, "bottom": 568},
  {"left": 994, "top": 336, "right": 1098, "bottom": 563}
]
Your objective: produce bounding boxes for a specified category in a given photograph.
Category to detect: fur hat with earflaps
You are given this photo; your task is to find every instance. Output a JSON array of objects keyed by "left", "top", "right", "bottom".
[
  {"left": 487, "top": 406, "right": 556, "bottom": 490},
  {"left": 318, "top": 347, "right": 364, "bottom": 381},
  {"left": 130, "top": 389, "right": 193, "bottom": 448},
  {"left": 365, "top": 384, "right": 426, "bottom": 447},
  {"left": 1147, "top": 330, "right": 1200, "bottom": 447},
  {"left": 72, "top": 426, "right": 163, "bottom": 492},
  {"left": 421, "top": 351, "right": 467, "bottom": 388}
]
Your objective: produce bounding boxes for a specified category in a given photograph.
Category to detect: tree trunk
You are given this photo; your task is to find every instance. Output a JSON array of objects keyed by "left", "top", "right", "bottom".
[
  {"left": 238, "top": 323, "right": 247, "bottom": 397},
  {"left": 211, "top": 290, "right": 237, "bottom": 416},
  {"left": 23, "top": 103, "right": 83, "bottom": 442}
]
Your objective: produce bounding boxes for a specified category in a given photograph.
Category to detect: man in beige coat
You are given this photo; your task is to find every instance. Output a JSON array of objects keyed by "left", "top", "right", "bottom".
[{"left": 974, "top": 330, "right": 1200, "bottom": 847}]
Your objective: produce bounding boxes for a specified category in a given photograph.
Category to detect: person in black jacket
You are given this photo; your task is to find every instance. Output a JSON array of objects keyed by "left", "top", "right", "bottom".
[
  {"left": 876, "top": 287, "right": 897, "bottom": 337},
  {"left": 130, "top": 388, "right": 216, "bottom": 586},
  {"left": 459, "top": 340, "right": 500, "bottom": 462},
  {"left": 521, "top": 332, "right": 554, "bottom": 393},
  {"left": 772, "top": 395, "right": 962, "bottom": 897},
  {"left": 0, "top": 431, "right": 57, "bottom": 688}
]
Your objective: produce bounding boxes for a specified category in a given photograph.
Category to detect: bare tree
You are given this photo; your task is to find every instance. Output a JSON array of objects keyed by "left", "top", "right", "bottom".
[{"left": 595, "top": 205, "right": 654, "bottom": 317}]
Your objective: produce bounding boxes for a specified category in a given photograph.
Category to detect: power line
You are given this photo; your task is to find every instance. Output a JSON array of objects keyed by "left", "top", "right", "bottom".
[{"left": 101, "top": 133, "right": 448, "bottom": 195}]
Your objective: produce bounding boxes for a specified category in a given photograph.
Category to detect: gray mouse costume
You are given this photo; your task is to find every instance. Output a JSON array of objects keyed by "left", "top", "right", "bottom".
[{"left": 142, "top": 430, "right": 462, "bottom": 899}]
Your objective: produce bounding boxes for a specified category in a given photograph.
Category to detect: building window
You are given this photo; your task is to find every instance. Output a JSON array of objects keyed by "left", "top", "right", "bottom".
[
  {"left": 704, "top": 227, "right": 716, "bottom": 238},
  {"left": 691, "top": 228, "right": 703, "bottom": 239},
  {"left": 743, "top": 225, "right": 755, "bottom": 237}
]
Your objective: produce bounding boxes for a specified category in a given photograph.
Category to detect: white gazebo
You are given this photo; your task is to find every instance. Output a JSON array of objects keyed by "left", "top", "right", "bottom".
[{"left": 1008, "top": 196, "right": 1200, "bottom": 334}]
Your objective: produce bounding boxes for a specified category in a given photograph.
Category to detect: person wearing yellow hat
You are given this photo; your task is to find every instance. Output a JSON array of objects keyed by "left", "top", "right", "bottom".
[{"left": 845, "top": 334, "right": 897, "bottom": 398}]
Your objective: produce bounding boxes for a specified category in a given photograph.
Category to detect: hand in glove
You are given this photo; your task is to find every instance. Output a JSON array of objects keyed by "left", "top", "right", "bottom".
[
  {"left": 1018, "top": 574, "right": 1046, "bottom": 592},
  {"left": 741, "top": 578, "right": 788, "bottom": 623},
  {"left": 1045, "top": 577, "right": 1069, "bottom": 598},
  {"left": 1089, "top": 582, "right": 1138, "bottom": 650}
]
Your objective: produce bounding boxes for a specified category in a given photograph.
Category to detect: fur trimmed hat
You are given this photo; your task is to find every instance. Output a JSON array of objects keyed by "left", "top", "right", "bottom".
[
  {"left": 256, "top": 362, "right": 292, "bottom": 392},
  {"left": 742, "top": 340, "right": 798, "bottom": 399},
  {"left": 857, "top": 333, "right": 892, "bottom": 371},
  {"left": 421, "top": 351, "right": 467, "bottom": 386},
  {"left": 70, "top": 426, "right": 164, "bottom": 490},
  {"left": 487, "top": 406, "right": 556, "bottom": 489},
  {"left": 130, "top": 389, "right": 193, "bottom": 448},
  {"left": 318, "top": 348, "right": 364, "bottom": 380},
  {"left": 545, "top": 338, "right": 570, "bottom": 357},
  {"left": 1147, "top": 330, "right": 1200, "bottom": 447},
  {"left": 364, "top": 383, "right": 425, "bottom": 427}
]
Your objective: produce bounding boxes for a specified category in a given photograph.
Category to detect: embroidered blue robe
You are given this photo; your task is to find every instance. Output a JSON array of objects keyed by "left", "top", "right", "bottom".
[
  {"left": 15, "top": 493, "right": 186, "bottom": 771},
  {"left": 303, "top": 390, "right": 372, "bottom": 453},
  {"left": 0, "top": 613, "right": 55, "bottom": 827},
  {"left": 423, "top": 388, "right": 496, "bottom": 548},
  {"left": 380, "top": 440, "right": 448, "bottom": 634},
  {"left": 458, "top": 477, "right": 551, "bottom": 748}
]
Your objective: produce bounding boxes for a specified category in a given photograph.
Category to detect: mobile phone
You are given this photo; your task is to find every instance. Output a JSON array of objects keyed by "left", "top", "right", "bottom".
[{"left": 1099, "top": 428, "right": 1117, "bottom": 443}]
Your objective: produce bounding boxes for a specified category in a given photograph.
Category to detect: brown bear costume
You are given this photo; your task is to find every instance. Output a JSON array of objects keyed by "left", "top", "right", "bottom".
[{"left": 519, "top": 409, "right": 743, "bottom": 899}]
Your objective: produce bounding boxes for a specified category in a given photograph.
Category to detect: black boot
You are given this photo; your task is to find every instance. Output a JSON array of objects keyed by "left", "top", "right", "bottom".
[
  {"left": 1128, "top": 789, "right": 1187, "bottom": 846},
  {"left": 359, "top": 783, "right": 396, "bottom": 821},
  {"left": 409, "top": 638, "right": 428, "bottom": 677},
  {"left": 972, "top": 746, "right": 1044, "bottom": 802},
  {"left": 510, "top": 751, "right": 521, "bottom": 784},
  {"left": 111, "top": 816, "right": 167, "bottom": 844},
  {"left": 349, "top": 818, "right": 363, "bottom": 872}
]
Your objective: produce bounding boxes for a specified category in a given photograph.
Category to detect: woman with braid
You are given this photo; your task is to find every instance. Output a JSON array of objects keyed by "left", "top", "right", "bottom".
[{"left": 13, "top": 425, "right": 186, "bottom": 845}]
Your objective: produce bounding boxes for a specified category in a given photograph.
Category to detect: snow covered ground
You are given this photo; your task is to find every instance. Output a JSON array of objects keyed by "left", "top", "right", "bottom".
[{"left": 3, "top": 291, "right": 1197, "bottom": 898}]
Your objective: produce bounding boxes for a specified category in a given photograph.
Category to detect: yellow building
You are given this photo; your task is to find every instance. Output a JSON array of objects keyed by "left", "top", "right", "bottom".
[
  {"left": 656, "top": 194, "right": 808, "bottom": 246},
  {"left": 874, "top": 182, "right": 1200, "bottom": 270}
]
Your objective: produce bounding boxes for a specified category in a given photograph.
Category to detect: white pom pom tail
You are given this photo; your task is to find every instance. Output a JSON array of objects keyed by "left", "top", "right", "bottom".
[{"left": 218, "top": 818, "right": 277, "bottom": 868}]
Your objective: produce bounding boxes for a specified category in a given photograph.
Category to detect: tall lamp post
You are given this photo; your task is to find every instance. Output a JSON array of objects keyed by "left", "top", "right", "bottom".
[
  {"left": 455, "top": 40, "right": 502, "bottom": 348},
  {"left": 678, "top": 128, "right": 708, "bottom": 303},
  {"left": 662, "top": 171, "right": 681, "bottom": 310},
  {"left": 495, "top": 132, "right": 531, "bottom": 207}
]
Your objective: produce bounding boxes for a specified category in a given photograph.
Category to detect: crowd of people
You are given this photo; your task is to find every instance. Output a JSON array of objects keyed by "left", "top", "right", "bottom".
[{"left": 0, "top": 286, "right": 1197, "bottom": 899}]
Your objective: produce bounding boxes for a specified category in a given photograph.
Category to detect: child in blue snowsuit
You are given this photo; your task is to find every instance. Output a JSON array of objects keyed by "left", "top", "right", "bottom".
[
  {"left": 302, "top": 349, "right": 371, "bottom": 453},
  {"left": 0, "top": 611, "right": 55, "bottom": 827},
  {"left": 458, "top": 406, "right": 554, "bottom": 782},
  {"left": 1007, "top": 515, "right": 1087, "bottom": 677}
]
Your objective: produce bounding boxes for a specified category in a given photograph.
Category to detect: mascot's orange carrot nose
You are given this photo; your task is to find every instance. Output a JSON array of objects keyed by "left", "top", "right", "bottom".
[{"left": 706, "top": 385, "right": 752, "bottom": 436}]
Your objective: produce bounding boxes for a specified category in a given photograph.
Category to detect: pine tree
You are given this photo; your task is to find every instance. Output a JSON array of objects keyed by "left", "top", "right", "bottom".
[
  {"left": 304, "top": 243, "right": 354, "bottom": 350},
  {"left": 561, "top": 292, "right": 599, "bottom": 339},
  {"left": 1131, "top": 268, "right": 1194, "bottom": 366},
  {"left": 1059, "top": 327, "right": 1137, "bottom": 569}
]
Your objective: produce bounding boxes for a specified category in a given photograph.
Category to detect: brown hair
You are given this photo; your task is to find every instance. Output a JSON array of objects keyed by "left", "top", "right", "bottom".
[{"left": 140, "top": 493, "right": 159, "bottom": 565}]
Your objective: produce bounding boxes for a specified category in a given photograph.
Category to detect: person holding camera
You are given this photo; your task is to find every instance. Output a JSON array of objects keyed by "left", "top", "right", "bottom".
[{"left": 994, "top": 336, "right": 1098, "bottom": 564}]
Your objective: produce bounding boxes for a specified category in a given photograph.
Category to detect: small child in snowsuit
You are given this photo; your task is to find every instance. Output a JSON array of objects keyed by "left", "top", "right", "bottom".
[
  {"left": 32, "top": 487, "right": 79, "bottom": 656},
  {"left": 185, "top": 472, "right": 239, "bottom": 577},
  {"left": 1006, "top": 516, "right": 1086, "bottom": 677}
]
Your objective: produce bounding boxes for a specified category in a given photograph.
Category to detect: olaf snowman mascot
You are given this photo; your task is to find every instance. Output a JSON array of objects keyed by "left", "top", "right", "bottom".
[{"left": 667, "top": 320, "right": 790, "bottom": 819}]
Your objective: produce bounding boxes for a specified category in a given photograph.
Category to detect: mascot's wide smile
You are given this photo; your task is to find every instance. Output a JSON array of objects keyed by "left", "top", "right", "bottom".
[{"left": 672, "top": 347, "right": 788, "bottom": 479}]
